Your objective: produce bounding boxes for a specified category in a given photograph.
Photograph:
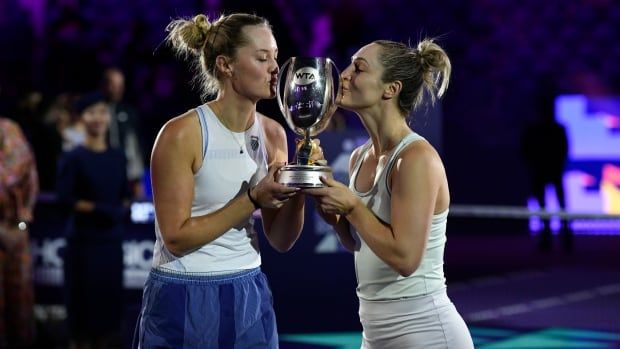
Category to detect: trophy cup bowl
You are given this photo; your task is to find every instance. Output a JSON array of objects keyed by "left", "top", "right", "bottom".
[{"left": 276, "top": 57, "right": 339, "bottom": 187}]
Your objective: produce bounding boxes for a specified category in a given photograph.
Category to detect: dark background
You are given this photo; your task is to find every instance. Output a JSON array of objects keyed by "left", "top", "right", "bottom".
[
  {"left": 3, "top": 0, "right": 619, "bottom": 207},
  {"left": 3, "top": 0, "right": 620, "bottom": 347}
]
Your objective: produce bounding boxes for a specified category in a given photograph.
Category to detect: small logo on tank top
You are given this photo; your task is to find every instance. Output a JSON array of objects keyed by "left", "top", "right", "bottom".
[{"left": 250, "top": 136, "right": 259, "bottom": 151}]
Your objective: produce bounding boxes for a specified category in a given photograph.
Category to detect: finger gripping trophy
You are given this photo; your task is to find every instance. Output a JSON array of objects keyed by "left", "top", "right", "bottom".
[{"left": 276, "top": 57, "right": 339, "bottom": 187}]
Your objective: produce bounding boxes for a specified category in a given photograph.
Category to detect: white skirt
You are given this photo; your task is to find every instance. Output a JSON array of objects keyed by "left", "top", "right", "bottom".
[{"left": 359, "top": 288, "right": 473, "bottom": 349}]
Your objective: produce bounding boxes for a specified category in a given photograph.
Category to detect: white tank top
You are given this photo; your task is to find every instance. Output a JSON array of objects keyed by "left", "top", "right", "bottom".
[
  {"left": 152, "top": 104, "right": 268, "bottom": 273},
  {"left": 349, "top": 132, "right": 448, "bottom": 301}
]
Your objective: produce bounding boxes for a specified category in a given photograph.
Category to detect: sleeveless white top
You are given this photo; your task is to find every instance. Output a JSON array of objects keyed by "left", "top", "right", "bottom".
[
  {"left": 349, "top": 133, "right": 448, "bottom": 301},
  {"left": 152, "top": 104, "right": 269, "bottom": 273}
]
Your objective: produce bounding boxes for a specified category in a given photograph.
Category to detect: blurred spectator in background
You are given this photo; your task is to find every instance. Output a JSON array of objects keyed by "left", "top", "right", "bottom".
[
  {"left": 56, "top": 92, "right": 130, "bottom": 349},
  {"left": 0, "top": 116, "right": 38, "bottom": 349},
  {"left": 101, "top": 68, "right": 145, "bottom": 199},
  {"left": 60, "top": 101, "right": 86, "bottom": 152},
  {"left": 521, "top": 79, "right": 571, "bottom": 251}
]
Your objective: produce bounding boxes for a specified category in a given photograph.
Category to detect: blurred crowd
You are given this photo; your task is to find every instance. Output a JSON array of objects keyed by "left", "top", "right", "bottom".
[
  {"left": 3, "top": 0, "right": 620, "bottom": 176},
  {"left": 2, "top": 69, "right": 146, "bottom": 198}
]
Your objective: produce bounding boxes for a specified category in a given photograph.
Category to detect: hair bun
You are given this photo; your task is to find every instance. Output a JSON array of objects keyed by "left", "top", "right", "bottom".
[
  {"left": 165, "top": 14, "right": 214, "bottom": 52},
  {"left": 415, "top": 40, "right": 438, "bottom": 71},
  {"left": 415, "top": 39, "right": 451, "bottom": 98},
  {"left": 192, "top": 14, "right": 211, "bottom": 35}
]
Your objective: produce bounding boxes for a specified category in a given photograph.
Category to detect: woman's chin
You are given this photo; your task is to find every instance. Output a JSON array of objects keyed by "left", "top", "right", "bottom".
[
  {"left": 336, "top": 94, "right": 343, "bottom": 106},
  {"left": 336, "top": 96, "right": 350, "bottom": 110}
]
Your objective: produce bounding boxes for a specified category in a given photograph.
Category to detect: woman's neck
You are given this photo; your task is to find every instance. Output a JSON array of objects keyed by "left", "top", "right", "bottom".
[
  {"left": 210, "top": 93, "right": 257, "bottom": 132},
  {"left": 357, "top": 105, "right": 411, "bottom": 156}
]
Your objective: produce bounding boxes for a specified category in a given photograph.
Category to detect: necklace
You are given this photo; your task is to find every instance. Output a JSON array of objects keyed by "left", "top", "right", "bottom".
[
  {"left": 230, "top": 131, "right": 245, "bottom": 154},
  {"left": 211, "top": 102, "right": 245, "bottom": 154}
]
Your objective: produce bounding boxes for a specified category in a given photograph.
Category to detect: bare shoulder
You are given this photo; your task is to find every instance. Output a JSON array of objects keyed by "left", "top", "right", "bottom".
[
  {"left": 397, "top": 139, "right": 444, "bottom": 173},
  {"left": 403, "top": 139, "right": 439, "bottom": 158},
  {"left": 257, "top": 112, "right": 286, "bottom": 140},
  {"left": 152, "top": 109, "right": 202, "bottom": 168},
  {"left": 156, "top": 109, "right": 201, "bottom": 146},
  {"left": 393, "top": 138, "right": 449, "bottom": 211},
  {"left": 257, "top": 112, "right": 287, "bottom": 164}
]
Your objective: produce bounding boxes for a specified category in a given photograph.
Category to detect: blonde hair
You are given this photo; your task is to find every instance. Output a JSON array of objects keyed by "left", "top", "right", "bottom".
[
  {"left": 374, "top": 38, "right": 451, "bottom": 115},
  {"left": 166, "top": 13, "right": 270, "bottom": 98}
]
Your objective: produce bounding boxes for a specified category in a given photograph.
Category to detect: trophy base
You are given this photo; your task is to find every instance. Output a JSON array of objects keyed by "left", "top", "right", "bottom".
[{"left": 277, "top": 164, "right": 332, "bottom": 188}]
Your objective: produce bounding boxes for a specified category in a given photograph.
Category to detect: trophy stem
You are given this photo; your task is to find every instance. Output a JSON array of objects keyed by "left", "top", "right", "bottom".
[{"left": 297, "top": 130, "right": 313, "bottom": 165}]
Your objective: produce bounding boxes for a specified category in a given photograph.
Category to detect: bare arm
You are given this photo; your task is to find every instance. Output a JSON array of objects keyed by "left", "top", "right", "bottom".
[
  {"left": 259, "top": 115, "right": 305, "bottom": 252},
  {"left": 152, "top": 112, "right": 259, "bottom": 256},
  {"left": 310, "top": 146, "right": 365, "bottom": 253},
  {"left": 327, "top": 212, "right": 356, "bottom": 253}
]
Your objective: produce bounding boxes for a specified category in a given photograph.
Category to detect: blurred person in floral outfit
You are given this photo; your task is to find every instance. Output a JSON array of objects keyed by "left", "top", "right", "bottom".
[{"left": 0, "top": 116, "right": 38, "bottom": 349}]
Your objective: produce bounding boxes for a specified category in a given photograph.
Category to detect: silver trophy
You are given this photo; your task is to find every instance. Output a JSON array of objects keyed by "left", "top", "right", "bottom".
[{"left": 276, "top": 57, "right": 339, "bottom": 187}]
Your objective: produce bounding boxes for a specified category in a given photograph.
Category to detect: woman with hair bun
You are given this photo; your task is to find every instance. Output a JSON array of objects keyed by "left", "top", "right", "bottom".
[
  {"left": 305, "top": 39, "right": 474, "bottom": 348},
  {"left": 136, "top": 13, "right": 320, "bottom": 348}
]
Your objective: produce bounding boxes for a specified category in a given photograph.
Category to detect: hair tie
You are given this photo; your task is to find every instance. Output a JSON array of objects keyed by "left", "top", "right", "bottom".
[{"left": 203, "top": 15, "right": 228, "bottom": 52}]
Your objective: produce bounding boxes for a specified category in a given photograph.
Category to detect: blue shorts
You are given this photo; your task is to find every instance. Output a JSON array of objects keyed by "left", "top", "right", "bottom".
[{"left": 136, "top": 267, "right": 278, "bottom": 348}]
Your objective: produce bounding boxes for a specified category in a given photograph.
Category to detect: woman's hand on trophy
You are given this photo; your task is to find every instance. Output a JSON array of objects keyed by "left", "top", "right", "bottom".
[
  {"left": 303, "top": 176, "right": 361, "bottom": 216},
  {"left": 251, "top": 163, "right": 300, "bottom": 209}
]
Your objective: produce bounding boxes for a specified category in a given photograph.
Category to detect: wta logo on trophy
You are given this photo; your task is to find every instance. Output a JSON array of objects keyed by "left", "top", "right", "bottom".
[{"left": 293, "top": 67, "right": 319, "bottom": 85}]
